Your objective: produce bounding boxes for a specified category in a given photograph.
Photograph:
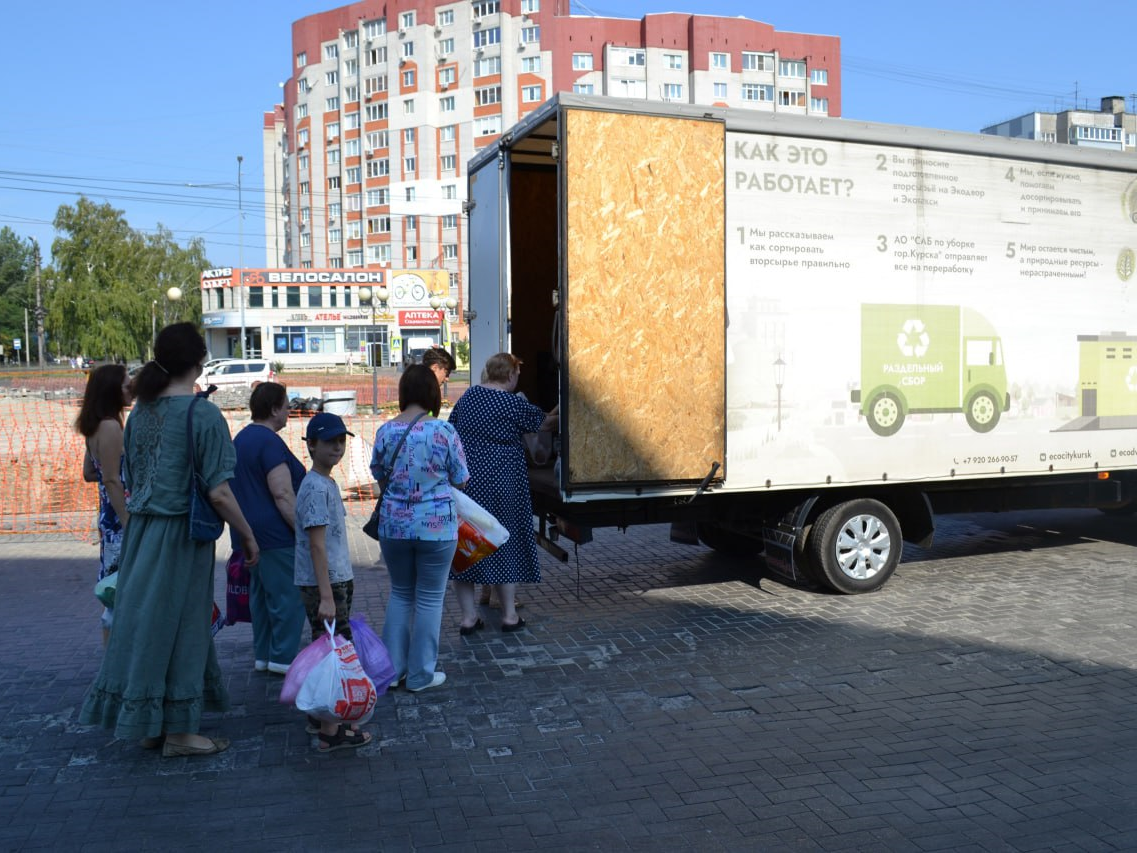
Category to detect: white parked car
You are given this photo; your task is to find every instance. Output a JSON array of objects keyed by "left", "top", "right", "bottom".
[{"left": 201, "top": 359, "right": 275, "bottom": 389}]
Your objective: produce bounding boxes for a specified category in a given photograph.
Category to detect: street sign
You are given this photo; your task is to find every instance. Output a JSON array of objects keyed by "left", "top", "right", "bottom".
[{"left": 13, "top": 338, "right": 21, "bottom": 351}]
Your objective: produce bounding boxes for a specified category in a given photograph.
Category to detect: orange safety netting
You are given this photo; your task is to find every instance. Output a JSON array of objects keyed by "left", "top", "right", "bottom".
[{"left": 0, "top": 369, "right": 467, "bottom": 540}]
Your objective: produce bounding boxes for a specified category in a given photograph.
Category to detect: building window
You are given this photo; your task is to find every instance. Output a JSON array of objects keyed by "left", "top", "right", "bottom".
[
  {"left": 521, "top": 0, "right": 539, "bottom": 11},
  {"left": 346, "top": 167, "right": 361, "bottom": 184},
  {"left": 475, "top": 115, "right": 502, "bottom": 136},
  {"left": 442, "top": 214, "right": 458, "bottom": 229},
  {"left": 406, "top": 187, "right": 416, "bottom": 201},
  {"left": 521, "top": 56, "right": 541, "bottom": 73},
  {"left": 369, "top": 245, "right": 392, "bottom": 264},
  {"left": 402, "top": 41, "right": 415, "bottom": 59},
  {"left": 573, "top": 83, "right": 594, "bottom": 95},
  {"left": 365, "top": 102, "right": 388, "bottom": 121},
  {"left": 249, "top": 286, "right": 264, "bottom": 307},
  {"left": 443, "top": 184, "right": 457, "bottom": 199},
  {"left": 301, "top": 207, "right": 311, "bottom": 224},
  {"left": 327, "top": 122, "right": 340, "bottom": 140},
  {"left": 665, "top": 54, "right": 683, "bottom": 70},
  {"left": 743, "top": 52, "right": 774, "bottom": 72},
  {"left": 300, "top": 181, "right": 310, "bottom": 195},
  {"left": 663, "top": 83, "right": 683, "bottom": 101},
  {"left": 521, "top": 26, "right": 540, "bottom": 44},
  {"left": 440, "top": 95, "right": 456, "bottom": 112},
  {"left": 406, "top": 215, "right": 417, "bottom": 231},
  {"left": 363, "top": 19, "right": 384, "bottom": 39},
  {"left": 373, "top": 159, "right": 390, "bottom": 176},
  {"left": 403, "top": 69, "right": 415, "bottom": 87},
  {"left": 366, "top": 189, "right": 389, "bottom": 206},
  {"left": 400, "top": 11, "right": 415, "bottom": 28},
  {"left": 325, "top": 44, "right": 339, "bottom": 61},
  {"left": 573, "top": 53, "right": 593, "bottom": 71},
  {"left": 711, "top": 52, "right": 728, "bottom": 70},
  {"left": 298, "top": 79, "right": 309, "bottom": 95},
  {"left": 403, "top": 98, "right": 415, "bottom": 115},
  {"left": 344, "top": 110, "right": 360, "bottom": 129},
  {"left": 328, "top": 176, "right": 341, "bottom": 190},
  {"left": 476, "top": 85, "right": 501, "bottom": 106},
  {"left": 298, "top": 153, "right": 309, "bottom": 170},
  {"left": 472, "top": 0, "right": 499, "bottom": 16},
  {"left": 328, "top": 149, "right": 341, "bottom": 166},
  {"left": 404, "top": 127, "right": 415, "bottom": 144},
  {"left": 367, "top": 130, "right": 388, "bottom": 150},
  {"left": 475, "top": 56, "right": 501, "bottom": 76},
  {"left": 441, "top": 154, "right": 456, "bottom": 171},
  {"left": 779, "top": 90, "right": 805, "bottom": 106},
  {"left": 365, "top": 75, "right": 387, "bottom": 96},
  {"left": 809, "top": 97, "right": 829, "bottom": 113},
  {"left": 779, "top": 59, "right": 806, "bottom": 78},
  {"left": 438, "top": 9, "right": 454, "bottom": 26},
  {"left": 296, "top": 51, "right": 307, "bottom": 67},
  {"left": 440, "top": 124, "right": 456, "bottom": 142},
  {"left": 345, "top": 139, "right": 360, "bottom": 156},
  {"left": 368, "top": 216, "right": 391, "bottom": 234},
  {"left": 328, "top": 202, "right": 341, "bottom": 219},
  {"left": 442, "top": 243, "right": 458, "bottom": 260},
  {"left": 348, "top": 250, "right": 363, "bottom": 267},
  {"left": 347, "top": 221, "right": 361, "bottom": 240},
  {"left": 473, "top": 27, "right": 500, "bottom": 48},
  {"left": 522, "top": 85, "right": 542, "bottom": 103},
  {"left": 713, "top": 82, "right": 728, "bottom": 99},
  {"left": 344, "top": 32, "right": 358, "bottom": 49},
  {"left": 742, "top": 83, "right": 773, "bottom": 102},
  {"left": 406, "top": 246, "right": 418, "bottom": 262},
  {"left": 329, "top": 228, "right": 342, "bottom": 244},
  {"left": 439, "top": 66, "right": 456, "bottom": 86},
  {"left": 366, "top": 46, "right": 387, "bottom": 66},
  {"left": 810, "top": 68, "right": 828, "bottom": 85},
  {"left": 404, "top": 156, "right": 417, "bottom": 174},
  {"left": 300, "top": 233, "right": 311, "bottom": 248},
  {"left": 326, "top": 70, "right": 339, "bottom": 86},
  {"left": 295, "top": 103, "right": 308, "bottom": 120},
  {"left": 618, "top": 48, "right": 645, "bottom": 66},
  {"left": 439, "top": 37, "right": 454, "bottom": 54},
  {"left": 326, "top": 96, "right": 340, "bottom": 111}
]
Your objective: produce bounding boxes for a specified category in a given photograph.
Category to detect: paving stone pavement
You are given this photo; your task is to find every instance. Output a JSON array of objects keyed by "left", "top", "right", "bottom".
[{"left": 1, "top": 508, "right": 1136, "bottom": 852}]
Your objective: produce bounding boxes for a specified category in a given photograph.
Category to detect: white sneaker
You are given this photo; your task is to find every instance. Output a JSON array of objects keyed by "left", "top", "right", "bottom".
[
  {"left": 254, "top": 660, "right": 269, "bottom": 672},
  {"left": 267, "top": 661, "right": 290, "bottom": 675},
  {"left": 407, "top": 672, "right": 446, "bottom": 692}
]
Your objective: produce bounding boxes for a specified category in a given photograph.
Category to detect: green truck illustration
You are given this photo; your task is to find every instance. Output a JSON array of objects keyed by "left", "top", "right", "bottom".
[{"left": 852, "top": 304, "right": 1009, "bottom": 436}]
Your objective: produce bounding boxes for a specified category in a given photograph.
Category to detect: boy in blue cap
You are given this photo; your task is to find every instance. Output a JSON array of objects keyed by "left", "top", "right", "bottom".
[{"left": 294, "top": 412, "right": 371, "bottom": 752}]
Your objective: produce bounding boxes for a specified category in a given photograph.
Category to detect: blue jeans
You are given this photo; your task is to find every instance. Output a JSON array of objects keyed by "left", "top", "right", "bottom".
[
  {"left": 250, "top": 547, "right": 306, "bottom": 665},
  {"left": 379, "top": 537, "right": 457, "bottom": 690}
]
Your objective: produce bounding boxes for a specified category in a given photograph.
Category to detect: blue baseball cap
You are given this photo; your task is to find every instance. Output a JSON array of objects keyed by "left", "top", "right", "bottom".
[{"left": 306, "top": 412, "right": 355, "bottom": 441}]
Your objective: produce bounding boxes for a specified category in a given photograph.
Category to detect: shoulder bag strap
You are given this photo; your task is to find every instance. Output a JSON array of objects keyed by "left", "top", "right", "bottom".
[
  {"left": 186, "top": 396, "right": 201, "bottom": 487},
  {"left": 378, "top": 411, "right": 427, "bottom": 503}
]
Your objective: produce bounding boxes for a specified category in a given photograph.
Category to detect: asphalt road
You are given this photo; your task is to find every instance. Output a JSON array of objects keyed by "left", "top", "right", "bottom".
[{"left": 2, "top": 508, "right": 1135, "bottom": 852}]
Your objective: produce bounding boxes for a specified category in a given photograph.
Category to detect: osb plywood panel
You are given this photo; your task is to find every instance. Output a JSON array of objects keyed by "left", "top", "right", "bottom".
[{"left": 564, "top": 108, "right": 725, "bottom": 485}]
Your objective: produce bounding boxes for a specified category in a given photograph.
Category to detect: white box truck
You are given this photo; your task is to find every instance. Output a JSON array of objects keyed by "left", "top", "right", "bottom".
[{"left": 465, "top": 94, "right": 1137, "bottom": 593}]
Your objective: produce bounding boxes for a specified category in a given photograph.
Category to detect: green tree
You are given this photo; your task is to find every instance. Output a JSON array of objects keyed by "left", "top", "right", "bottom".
[{"left": 0, "top": 228, "right": 36, "bottom": 360}]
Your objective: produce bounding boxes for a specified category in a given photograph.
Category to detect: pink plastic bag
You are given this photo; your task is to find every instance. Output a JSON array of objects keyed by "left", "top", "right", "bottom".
[
  {"left": 349, "top": 616, "right": 396, "bottom": 694},
  {"left": 295, "top": 621, "right": 377, "bottom": 724},
  {"left": 279, "top": 632, "right": 332, "bottom": 705}
]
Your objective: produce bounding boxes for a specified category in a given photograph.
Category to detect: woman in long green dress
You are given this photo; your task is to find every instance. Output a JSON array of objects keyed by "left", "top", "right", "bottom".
[{"left": 80, "top": 323, "right": 260, "bottom": 757}]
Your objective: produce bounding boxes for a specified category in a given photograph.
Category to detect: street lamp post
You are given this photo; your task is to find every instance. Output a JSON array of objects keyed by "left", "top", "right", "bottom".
[
  {"left": 359, "top": 285, "right": 389, "bottom": 413},
  {"left": 774, "top": 355, "right": 786, "bottom": 431},
  {"left": 237, "top": 155, "right": 247, "bottom": 358},
  {"left": 428, "top": 295, "right": 458, "bottom": 351}
]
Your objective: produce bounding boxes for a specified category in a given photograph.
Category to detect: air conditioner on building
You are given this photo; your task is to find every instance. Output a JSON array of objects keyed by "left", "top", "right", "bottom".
[
  {"left": 399, "top": 58, "right": 406, "bottom": 66},
  {"left": 434, "top": 25, "right": 441, "bottom": 34},
  {"left": 398, "top": 27, "right": 407, "bottom": 37},
  {"left": 441, "top": 83, "right": 449, "bottom": 91},
  {"left": 472, "top": 17, "right": 481, "bottom": 27},
  {"left": 518, "top": 40, "right": 525, "bottom": 50},
  {"left": 475, "top": 47, "right": 484, "bottom": 56}
]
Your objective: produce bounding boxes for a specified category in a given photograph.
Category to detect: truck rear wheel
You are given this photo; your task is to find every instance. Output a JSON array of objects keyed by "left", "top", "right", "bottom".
[
  {"left": 965, "top": 391, "right": 1000, "bottom": 433},
  {"left": 867, "top": 392, "right": 904, "bottom": 436},
  {"left": 807, "top": 499, "right": 901, "bottom": 594}
]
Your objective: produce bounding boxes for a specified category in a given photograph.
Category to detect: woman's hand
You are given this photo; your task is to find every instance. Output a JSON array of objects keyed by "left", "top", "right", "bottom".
[{"left": 241, "top": 532, "right": 261, "bottom": 567}]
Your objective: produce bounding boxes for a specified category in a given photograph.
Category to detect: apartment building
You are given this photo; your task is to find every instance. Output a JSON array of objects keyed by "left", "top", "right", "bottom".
[
  {"left": 982, "top": 95, "right": 1137, "bottom": 151},
  {"left": 249, "top": 0, "right": 840, "bottom": 367}
]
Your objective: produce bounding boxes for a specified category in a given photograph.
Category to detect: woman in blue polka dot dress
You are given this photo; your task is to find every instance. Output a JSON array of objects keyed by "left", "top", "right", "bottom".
[{"left": 448, "top": 353, "right": 557, "bottom": 633}]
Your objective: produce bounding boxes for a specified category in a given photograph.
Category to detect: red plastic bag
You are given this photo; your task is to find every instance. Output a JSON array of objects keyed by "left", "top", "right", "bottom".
[
  {"left": 452, "top": 490, "right": 510, "bottom": 573},
  {"left": 225, "top": 550, "right": 251, "bottom": 625},
  {"left": 279, "top": 632, "right": 333, "bottom": 705},
  {"left": 295, "top": 621, "right": 377, "bottom": 724},
  {"left": 349, "top": 616, "right": 396, "bottom": 694}
]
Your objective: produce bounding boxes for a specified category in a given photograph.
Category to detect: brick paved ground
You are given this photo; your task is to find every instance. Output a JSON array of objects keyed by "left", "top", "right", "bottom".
[{"left": 1, "top": 509, "right": 1135, "bottom": 852}]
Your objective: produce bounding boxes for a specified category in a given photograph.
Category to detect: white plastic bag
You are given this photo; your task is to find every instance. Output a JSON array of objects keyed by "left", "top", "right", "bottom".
[
  {"left": 295, "top": 621, "right": 378, "bottom": 724},
  {"left": 452, "top": 489, "right": 510, "bottom": 573}
]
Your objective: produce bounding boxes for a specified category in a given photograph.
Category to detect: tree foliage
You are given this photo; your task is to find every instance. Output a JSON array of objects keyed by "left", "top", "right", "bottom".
[
  {"left": 0, "top": 228, "right": 37, "bottom": 359},
  {"left": 47, "top": 199, "right": 208, "bottom": 361}
]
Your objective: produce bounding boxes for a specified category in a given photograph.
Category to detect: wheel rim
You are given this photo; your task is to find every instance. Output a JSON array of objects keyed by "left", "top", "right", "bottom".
[
  {"left": 833, "top": 514, "right": 892, "bottom": 580},
  {"left": 872, "top": 397, "right": 898, "bottom": 428},
  {"left": 971, "top": 394, "right": 994, "bottom": 424}
]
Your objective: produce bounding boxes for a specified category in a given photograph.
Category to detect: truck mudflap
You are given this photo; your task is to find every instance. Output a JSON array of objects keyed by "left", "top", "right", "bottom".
[{"left": 761, "top": 499, "right": 819, "bottom": 586}]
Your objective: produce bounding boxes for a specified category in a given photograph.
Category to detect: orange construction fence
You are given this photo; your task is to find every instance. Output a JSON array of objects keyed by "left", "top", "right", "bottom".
[{"left": 0, "top": 369, "right": 467, "bottom": 540}]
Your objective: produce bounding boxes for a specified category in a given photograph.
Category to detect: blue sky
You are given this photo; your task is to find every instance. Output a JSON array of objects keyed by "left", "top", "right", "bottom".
[{"left": 2, "top": 0, "right": 1133, "bottom": 268}]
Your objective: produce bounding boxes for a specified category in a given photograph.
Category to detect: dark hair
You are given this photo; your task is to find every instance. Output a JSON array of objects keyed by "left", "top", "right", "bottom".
[
  {"left": 399, "top": 364, "right": 442, "bottom": 416},
  {"left": 249, "top": 381, "right": 288, "bottom": 421},
  {"left": 74, "top": 364, "right": 128, "bottom": 437},
  {"left": 421, "top": 346, "right": 456, "bottom": 374},
  {"left": 132, "top": 322, "right": 207, "bottom": 403}
]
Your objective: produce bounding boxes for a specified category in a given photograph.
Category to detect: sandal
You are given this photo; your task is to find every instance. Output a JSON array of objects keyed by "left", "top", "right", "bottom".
[
  {"left": 305, "top": 715, "right": 321, "bottom": 735},
  {"left": 317, "top": 724, "right": 371, "bottom": 753}
]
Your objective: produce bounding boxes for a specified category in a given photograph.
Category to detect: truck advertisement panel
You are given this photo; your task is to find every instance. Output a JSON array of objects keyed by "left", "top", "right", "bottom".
[{"left": 725, "top": 132, "right": 1137, "bottom": 490}]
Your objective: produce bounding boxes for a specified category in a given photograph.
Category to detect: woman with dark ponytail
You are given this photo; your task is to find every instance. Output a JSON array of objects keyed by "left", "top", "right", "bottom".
[{"left": 81, "top": 323, "right": 260, "bottom": 757}]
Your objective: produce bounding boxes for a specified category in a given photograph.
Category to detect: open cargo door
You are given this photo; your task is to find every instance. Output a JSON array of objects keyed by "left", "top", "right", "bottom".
[
  {"left": 467, "top": 155, "right": 509, "bottom": 380},
  {"left": 561, "top": 107, "right": 726, "bottom": 489}
]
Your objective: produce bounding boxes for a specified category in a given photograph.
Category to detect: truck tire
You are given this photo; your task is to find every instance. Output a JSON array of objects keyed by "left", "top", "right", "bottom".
[
  {"left": 867, "top": 391, "right": 904, "bottom": 436},
  {"left": 807, "top": 499, "right": 901, "bottom": 594},
  {"left": 965, "top": 391, "right": 1000, "bottom": 433},
  {"left": 696, "top": 522, "right": 760, "bottom": 558}
]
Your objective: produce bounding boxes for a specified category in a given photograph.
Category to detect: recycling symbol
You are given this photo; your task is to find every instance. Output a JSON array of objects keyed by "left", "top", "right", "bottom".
[
  {"left": 897, "top": 319, "right": 930, "bottom": 358},
  {"left": 1126, "top": 365, "right": 1137, "bottom": 393}
]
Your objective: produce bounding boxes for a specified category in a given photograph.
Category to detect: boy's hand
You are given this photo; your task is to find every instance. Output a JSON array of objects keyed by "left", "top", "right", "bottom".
[{"left": 317, "top": 597, "right": 336, "bottom": 623}]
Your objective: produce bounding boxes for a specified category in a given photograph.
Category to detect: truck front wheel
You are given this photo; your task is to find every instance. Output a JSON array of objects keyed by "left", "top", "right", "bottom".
[
  {"left": 807, "top": 499, "right": 901, "bottom": 594},
  {"left": 965, "top": 391, "right": 1000, "bottom": 433},
  {"left": 867, "top": 392, "right": 904, "bottom": 436}
]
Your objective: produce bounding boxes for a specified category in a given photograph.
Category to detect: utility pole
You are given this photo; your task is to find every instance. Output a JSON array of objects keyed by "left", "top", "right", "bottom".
[
  {"left": 238, "top": 154, "right": 248, "bottom": 358},
  {"left": 33, "top": 241, "right": 45, "bottom": 370}
]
